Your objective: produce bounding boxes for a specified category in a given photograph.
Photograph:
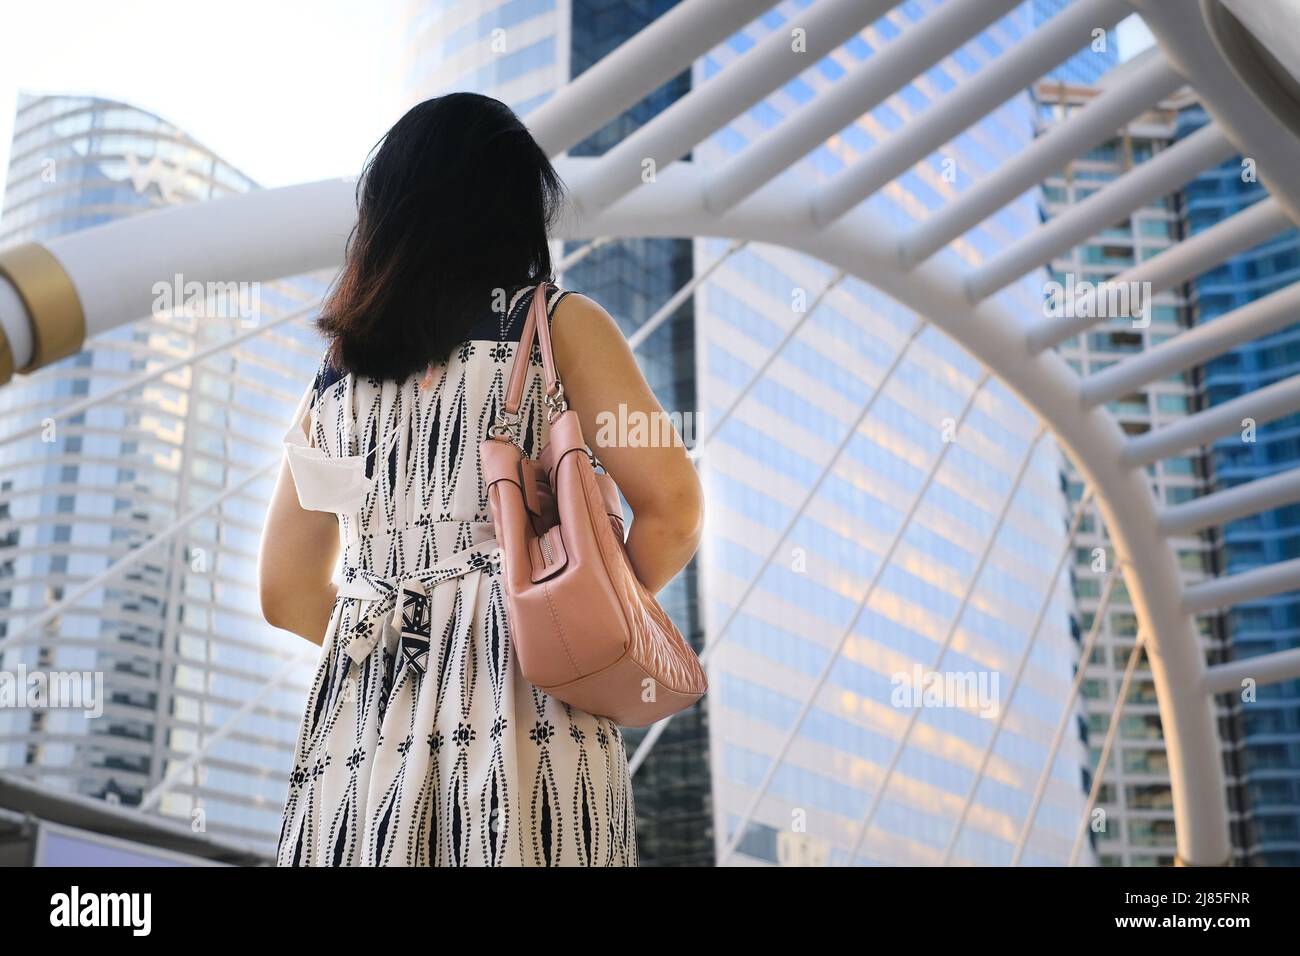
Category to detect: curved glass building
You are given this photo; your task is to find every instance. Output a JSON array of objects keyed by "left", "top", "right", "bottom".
[{"left": 0, "top": 94, "right": 327, "bottom": 854}]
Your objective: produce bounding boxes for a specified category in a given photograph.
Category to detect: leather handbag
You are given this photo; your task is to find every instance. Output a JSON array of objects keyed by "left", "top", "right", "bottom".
[{"left": 479, "top": 281, "right": 707, "bottom": 727}]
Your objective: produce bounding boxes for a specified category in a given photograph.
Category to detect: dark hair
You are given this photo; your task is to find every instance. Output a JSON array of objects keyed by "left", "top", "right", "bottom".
[{"left": 318, "top": 93, "right": 565, "bottom": 380}]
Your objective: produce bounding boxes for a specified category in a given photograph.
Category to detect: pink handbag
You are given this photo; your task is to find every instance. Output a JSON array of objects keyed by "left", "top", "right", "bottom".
[{"left": 480, "top": 282, "right": 707, "bottom": 726}]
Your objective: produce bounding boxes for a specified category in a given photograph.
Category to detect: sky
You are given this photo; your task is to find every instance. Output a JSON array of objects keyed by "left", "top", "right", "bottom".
[
  {"left": 0, "top": 0, "right": 406, "bottom": 192},
  {"left": 1116, "top": 13, "right": 1155, "bottom": 62},
  {"left": 0, "top": 2, "right": 1156, "bottom": 204}
]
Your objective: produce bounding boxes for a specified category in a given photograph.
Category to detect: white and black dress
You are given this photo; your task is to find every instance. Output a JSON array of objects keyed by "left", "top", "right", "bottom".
[{"left": 275, "top": 284, "right": 638, "bottom": 867}]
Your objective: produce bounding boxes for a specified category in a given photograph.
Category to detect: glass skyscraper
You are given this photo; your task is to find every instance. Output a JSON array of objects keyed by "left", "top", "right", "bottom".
[
  {"left": 1179, "top": 103, "right": 1300, "bottom": 866},
  {"left": 401, "top": 0, "right": 570, "bottom": 117},
  {"left": 694, "top": 0, "right": 1087, "bottom": 866},
  {"left": 0, "top": 94, "right": 327, "bottom": 854}
]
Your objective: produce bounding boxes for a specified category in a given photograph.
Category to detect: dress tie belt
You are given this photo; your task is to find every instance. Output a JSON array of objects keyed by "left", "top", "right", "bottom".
[{"left": 333, "top": 538, "right": 501, "bottom": 673}]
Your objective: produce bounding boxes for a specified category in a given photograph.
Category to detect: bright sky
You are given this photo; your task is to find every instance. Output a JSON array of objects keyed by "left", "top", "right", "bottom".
[
  {"left": 0, "top": 0, "right": 406, "bottom": 194},
  {"left": 1116, "top": 13, "right": 1156, "bottom": 61},
  {"left": 0, "top": 2, "right": 1157, "bottom": 206}
]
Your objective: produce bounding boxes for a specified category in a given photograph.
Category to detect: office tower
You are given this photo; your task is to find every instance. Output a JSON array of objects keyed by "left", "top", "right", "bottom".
[
  {"left": 693, "top": 1, "right": 1088, "bottom": 865},
  {"left": 0, "top": 94, "right": 327, "bottom": 853},
  {"left": 401, "top": 0, "right": 571, "bottom": 116},
  {"left": 1034, "top": 73, "right": 1248, "bottom": 865},
  {"left": 402, "top": 0, "right": 715, "bottom": 866},
  {"left": 1178, "top": 103, "right": 1300, "bottom": 866}
]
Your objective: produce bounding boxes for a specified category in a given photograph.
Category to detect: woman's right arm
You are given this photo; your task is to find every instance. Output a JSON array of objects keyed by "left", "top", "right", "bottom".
[
  {"left": 550, "top": 293, "right": 704, "bottom": 595},
  {"left": 258, "top": 420, "right": 341, "bottom": 644}
]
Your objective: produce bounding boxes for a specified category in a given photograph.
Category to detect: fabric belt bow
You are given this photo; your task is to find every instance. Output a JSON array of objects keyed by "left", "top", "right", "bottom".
[{"left": 333, "top": 538, "right": 500, "bottom": 676}]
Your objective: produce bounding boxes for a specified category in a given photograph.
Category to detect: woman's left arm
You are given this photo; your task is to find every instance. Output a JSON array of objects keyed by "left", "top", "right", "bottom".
[{"left": 258, "top": 453, "right": 340, "bottom": 645}]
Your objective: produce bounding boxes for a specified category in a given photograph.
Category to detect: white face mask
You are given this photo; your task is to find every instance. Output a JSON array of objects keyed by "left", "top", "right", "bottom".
[{"left": 282, "top": 381, "right": 397, "bottom": 515}]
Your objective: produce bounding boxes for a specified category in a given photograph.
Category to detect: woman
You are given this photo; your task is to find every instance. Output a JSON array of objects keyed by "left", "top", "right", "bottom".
[{"left": 258, "top": 93, "right": 703, "bottom": 867}]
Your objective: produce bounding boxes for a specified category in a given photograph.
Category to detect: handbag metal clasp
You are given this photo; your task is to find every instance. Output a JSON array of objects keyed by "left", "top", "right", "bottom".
[
  {"left": 490, "top": 408, "right": 521, "bottom": 444},
  {"left": 544, "top": 381, "right": 568, "bottom": 422}
]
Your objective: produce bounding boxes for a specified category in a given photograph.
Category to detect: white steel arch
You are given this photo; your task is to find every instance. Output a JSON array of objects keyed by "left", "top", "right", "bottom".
[{"left": 3, "top": 0, "right": 1300, "bottom": 865}]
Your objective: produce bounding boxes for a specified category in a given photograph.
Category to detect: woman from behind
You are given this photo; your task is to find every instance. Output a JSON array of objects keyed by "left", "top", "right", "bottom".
[{"left": 258, "top": 92, "right": 703, "bottom": 867}]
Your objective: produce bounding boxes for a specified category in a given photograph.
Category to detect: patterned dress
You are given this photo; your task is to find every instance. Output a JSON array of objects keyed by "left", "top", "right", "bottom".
[{"left": 276, "top": 283, "right": 638, "bottom": 867}]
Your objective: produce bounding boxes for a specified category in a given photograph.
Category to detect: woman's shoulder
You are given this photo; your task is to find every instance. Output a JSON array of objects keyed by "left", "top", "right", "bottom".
[{"left": 548, "top": 291, "right": 625, "bottom": 357}]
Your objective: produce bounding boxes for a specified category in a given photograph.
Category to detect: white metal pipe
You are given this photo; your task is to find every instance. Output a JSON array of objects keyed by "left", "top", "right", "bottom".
[
  {"left": 526, "top": 0, "right": 772, "bottom": 156},
  {"left": 1027, "top": 197, "right": 1291, "bottom": 353},
  {"left": 1132, "top": 0, "right": 1300, "bottom": 227},
  {"left": 1122, "top": 374, "right": 1300, "bottom": 467},
  {"left": 1202, "top": 646, "right": 1300, "bottom": 695},
  {"left": 1081, "top": 281, "right": 1300, "bottom": 408},
  {"left": 570, "top": 0, "right": 889, "bottom": 213},
  {"left": 1182, "top": 557, "right": 1300, "bottom": 615},
  {"left": 45, "top": 179, "right": 355, "bottom": 341},
  {"left": 965, "top": 124, "right": 1236, "bottom": 302},
  {"left": 902, "top": 51, "right": 1185, "bottom": 267},
  {"left": 810, "top": 0, "right": 1131, "bottom": 227},
  {"left": 704, "top": 0, "right": 1023, "bottom": 214},
  {"left": 556, "top": 236, "right": 611, "bottom": 272},
  {"left": 1159, "top": 468, "right": 1300, "bottom": 537}
]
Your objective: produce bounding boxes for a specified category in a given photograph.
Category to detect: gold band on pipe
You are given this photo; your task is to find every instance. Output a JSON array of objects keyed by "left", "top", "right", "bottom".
[{"left": 0, "top": 242, "right": 86, "bottom": 383}]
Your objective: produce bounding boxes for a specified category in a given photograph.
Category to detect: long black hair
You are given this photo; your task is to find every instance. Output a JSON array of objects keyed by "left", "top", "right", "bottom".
[{"left": 318, "top": 93, "right": 565, "bottom": 380}]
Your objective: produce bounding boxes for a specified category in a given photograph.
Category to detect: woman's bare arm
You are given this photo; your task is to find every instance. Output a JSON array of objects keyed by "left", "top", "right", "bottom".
[
  {"left": 258, "top": 430, "right": 341, "bottom": 644},
  {"left": 550, "top": 293, "right": 704, "bottom": 595}
]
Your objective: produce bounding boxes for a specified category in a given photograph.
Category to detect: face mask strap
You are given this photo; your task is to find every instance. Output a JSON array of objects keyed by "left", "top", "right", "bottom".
[
  {"left": 306, "top": 381, "right": 323, "bottom": 451},
  {"left": 343, "top": 373, "right": 355, "bottom": 456}
]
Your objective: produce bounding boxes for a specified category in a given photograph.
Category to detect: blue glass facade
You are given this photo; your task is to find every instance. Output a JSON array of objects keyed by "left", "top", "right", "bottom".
[
  {"left": 1179, "top": 103, "right": 1300, "bottom": 866},
  {"left": 1031, "top": 0, "right": 1118, "bottom": 85}
]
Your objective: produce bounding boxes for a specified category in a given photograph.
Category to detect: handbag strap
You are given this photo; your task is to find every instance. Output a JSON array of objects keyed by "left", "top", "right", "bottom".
[{"left": 495, "top": 281, "right": 566, "bottom": 438}]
